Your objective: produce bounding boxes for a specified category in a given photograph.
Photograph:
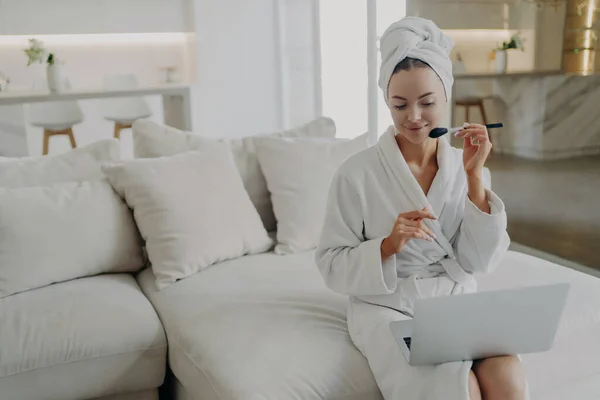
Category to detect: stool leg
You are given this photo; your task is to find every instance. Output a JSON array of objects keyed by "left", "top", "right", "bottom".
[
  {"left": 42, "top": 130, "right": 51, "bottom": 155},
  {"left": 478, "top": 100, "right": 488, "bottom": 125},
  {"left": 67, "top": 128, "right": 77, "bottom": 149},
  {"left": 465, "top": 105, "right": 470, "bottom": 122},
  {"left": 478, "top": 100, "right": 492, "bottom": 149},
  {"left": 114, "top": 122, "right": 133, "bottom": 140}
]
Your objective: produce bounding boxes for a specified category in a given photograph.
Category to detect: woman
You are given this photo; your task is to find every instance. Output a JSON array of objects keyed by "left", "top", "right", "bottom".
[{"left": 315, "top": 17, "right": 528, "bottom": 400}]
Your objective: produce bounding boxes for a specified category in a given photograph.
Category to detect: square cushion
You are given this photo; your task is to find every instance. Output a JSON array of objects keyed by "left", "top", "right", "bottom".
[
  {"left": 132, "top": 117, "right": 336, "bottom": 231},
  {"left": 0, "top": 139, "right": 120, "bottom": 187},
  {"left": 102, "top": 146, "right": 273, "bottom": 290},
  {"left": 0, "top": 180, "right": 145, "bottom": 298},
  {"left": 0, "top": 274, "right": 166, "bottom": 400},
  {"left": 254, "top": 133, "right": 371, "bottom": 254}
]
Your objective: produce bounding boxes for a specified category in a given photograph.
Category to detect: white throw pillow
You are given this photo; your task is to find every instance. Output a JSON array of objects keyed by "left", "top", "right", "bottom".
[
  {"left": 102, "top": 145, "right": 274, "bottom": 290},
  {"left": 0, "top": 139, "right": 120, "bottom": 187},
  {"left": 0, "top": 180, "right": 145, "bottom": 298},
  {"left": 132, "top": 117, "right": 336, "bottom": 231},
  {"left": 255, "top": 133, "right": 371, "bottom": 254}
]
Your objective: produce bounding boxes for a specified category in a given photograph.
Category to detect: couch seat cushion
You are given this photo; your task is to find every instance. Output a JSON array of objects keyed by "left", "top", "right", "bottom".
[
  {"left": 137, "top": 251, "right": 382, "bottom": 400},
  {"left": 0, "top": 274, "right": 167, "bottom": 400},
  {"left": 137, "top": 249, "right": 600, "bottom": 400}
]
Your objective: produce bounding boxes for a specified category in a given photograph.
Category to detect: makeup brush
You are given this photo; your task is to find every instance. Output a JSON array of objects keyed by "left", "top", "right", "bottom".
[{"left": 429, "top": 123, "right": 504, "bottom": 138}]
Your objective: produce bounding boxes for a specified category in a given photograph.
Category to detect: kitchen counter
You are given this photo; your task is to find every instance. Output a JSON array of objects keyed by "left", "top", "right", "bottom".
[
  {"left": 0, "top": 83, "right": 192, "bottom": 131},
  {"left": 0, "top": 83, "right": 193, "bottom": 157},
  {"left": 451, "top": 71, "right": 600, "bottom": 160}
]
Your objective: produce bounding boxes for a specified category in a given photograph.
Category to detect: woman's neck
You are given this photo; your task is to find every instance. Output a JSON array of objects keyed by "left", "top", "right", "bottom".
[{"left": 396, "top": 135, "right": 438, "bottom": 169}]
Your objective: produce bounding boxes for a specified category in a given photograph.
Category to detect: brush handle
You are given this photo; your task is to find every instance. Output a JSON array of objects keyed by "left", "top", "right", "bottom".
[
  {"left": 485, "top": 123, "right": 503, "bottom": 129},
  {"left": 448, "top": 122, "right": 503, "bottom": 135}
]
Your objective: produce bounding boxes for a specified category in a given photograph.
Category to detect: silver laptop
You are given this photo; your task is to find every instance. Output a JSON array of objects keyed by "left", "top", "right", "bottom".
[{"left": 389, "top": 283, "right": 570, "bottom": 366}]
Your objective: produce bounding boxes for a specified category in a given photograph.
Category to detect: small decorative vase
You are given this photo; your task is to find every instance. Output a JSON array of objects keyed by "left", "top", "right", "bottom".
[
  {"left": 494, "top": 50, "right": 508, "bottom": 73},
  {"left": 46, "top": 63, "right": 62, "bottom": 93}
]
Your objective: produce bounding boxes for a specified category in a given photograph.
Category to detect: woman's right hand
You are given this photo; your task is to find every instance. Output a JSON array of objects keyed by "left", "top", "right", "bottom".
[{"left": 380, "top": 208, "right": 438, "bottom": 260}]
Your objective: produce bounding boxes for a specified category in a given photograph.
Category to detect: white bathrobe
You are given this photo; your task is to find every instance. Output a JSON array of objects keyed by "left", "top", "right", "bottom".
[{"left": 315, "top": 127, "right": 516, "bottom": 400}]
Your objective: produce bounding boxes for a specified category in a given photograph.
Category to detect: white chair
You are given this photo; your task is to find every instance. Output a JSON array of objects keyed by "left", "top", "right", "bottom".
[
  {"left": 25, "top": 78, "right": 83, "bottom": 155},
  {"left": 101, "top": 74, "right": 152, "bottom": 139}
]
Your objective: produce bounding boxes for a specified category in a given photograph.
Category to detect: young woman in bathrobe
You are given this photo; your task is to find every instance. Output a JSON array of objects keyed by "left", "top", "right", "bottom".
[{"left": 315, "top": 17, "right": 529, "bottom": 400}]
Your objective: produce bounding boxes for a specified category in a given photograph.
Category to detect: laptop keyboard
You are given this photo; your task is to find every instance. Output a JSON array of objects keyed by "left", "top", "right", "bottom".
[{"left": 403, "top": 336, "right": 412, "bottom": 350}]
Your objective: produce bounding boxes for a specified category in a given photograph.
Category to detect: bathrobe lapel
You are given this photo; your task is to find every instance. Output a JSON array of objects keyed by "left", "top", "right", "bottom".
[{"left": 376, "top": 128, "right": 476, "bottom": 288}]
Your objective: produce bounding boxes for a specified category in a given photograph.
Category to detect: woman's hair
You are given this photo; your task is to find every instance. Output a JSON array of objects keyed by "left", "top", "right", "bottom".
[{"left": 392, "top": 57, "right": 432, "bottom": 75}]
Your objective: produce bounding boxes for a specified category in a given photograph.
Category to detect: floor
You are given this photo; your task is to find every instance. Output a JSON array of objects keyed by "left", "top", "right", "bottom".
[{"left": 485, "top": 153, "right": 600, "bottom": 269}]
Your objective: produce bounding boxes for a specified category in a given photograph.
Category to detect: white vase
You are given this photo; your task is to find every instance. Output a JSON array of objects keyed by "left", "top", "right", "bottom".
[
  {"left": 46, "top": 64, "right": 62, "bottom": 93},
  {"left": 494, "top": 50, "right": 508, "bottom": 73}
]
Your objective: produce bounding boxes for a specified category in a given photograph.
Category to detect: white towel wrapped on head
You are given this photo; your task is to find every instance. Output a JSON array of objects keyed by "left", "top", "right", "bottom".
[{"left": 378, "top": 16, "right": 454, "bottom": 104}]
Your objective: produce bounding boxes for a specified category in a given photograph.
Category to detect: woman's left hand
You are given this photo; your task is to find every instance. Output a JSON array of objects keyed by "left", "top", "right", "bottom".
[{"left": 455, "top": 123, "right": 492, "bottom": 176}]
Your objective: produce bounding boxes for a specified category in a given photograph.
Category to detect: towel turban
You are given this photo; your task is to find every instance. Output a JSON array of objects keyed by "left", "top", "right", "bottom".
[{"left": 378, "top": 16, "right": 454, "bottom": 105}]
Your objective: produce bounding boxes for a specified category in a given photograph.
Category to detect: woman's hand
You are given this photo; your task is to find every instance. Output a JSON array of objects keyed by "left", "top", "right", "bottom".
[
  {"left": 455, "top": 123, "right": 492, "bottom": 177},
  {"left": 381, "top": 208, "right": 437, "bottom": 260}
]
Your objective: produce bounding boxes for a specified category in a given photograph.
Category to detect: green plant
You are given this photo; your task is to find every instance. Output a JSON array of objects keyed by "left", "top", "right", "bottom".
[
  {"left": 23, "top": 38, "right": 56, "bottom": 66},
  {"left": 496, "top": 32, "right": 525, "bottom": 51}
]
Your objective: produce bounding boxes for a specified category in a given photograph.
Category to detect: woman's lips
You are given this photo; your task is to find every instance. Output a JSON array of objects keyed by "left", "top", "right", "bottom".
[{"left": 404, "top": 125, "right": 426, "bottom": 131}]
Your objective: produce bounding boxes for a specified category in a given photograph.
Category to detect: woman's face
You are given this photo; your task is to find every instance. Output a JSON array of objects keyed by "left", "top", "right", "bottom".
[{"left": 387, "top": 67, "right": 447, "bottom": 144}]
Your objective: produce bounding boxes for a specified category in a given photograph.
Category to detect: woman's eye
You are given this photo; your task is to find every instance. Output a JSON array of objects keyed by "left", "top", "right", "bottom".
[
  {"left": 423, "top": 102, "right": 435, "bottom": 107},
  {"left": 394, "top": 105, "right": 407, "bottom": 110}
]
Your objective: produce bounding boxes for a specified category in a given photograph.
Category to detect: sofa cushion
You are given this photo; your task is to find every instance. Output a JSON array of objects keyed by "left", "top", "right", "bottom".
[
  {"left": 102, "top": 147, "right": 273, "bottom": 290},
  {"left": 254, "top": 133, "right": 371, "bottom": 254},
  {"left": 136, "top": 251, "right": 382, "bottom": 400},
  {"left": 0, "top": 139, "right": 120, "bottom": 187},
  {"left": 132, "top": 117, "right": 336, "bottom": 231},
  {"left": 0, "top": 180, "right": 145, "bottom": 298},
  {"left": 0, "top": 274, "right": 167, "bottom": 400},
  {"left": 137, "top": 247, "right": 600, "bottom": 400}
]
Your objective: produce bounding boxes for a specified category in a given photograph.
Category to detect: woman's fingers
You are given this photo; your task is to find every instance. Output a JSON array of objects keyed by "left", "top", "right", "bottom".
[
  {"left": 398, "top": 219, "right": 436, "bottom": 239},
  {"left": 455, "top": 122, "right": 489, "bottom": 139},
  {"left": 398, "top": 226, "right": 433, "bottom": 242},
  {"left": 463, "top": 123, "right": 486, "bottom": 130},
  {"left": 399, "top": 209, "right": 437, "bottom": 221},
  {"left": 399, "top": 226, "right": 435, "bottom": 241},
  {"left": 455, "top": 128, "right": 486, "bottom": 139},
  {"left": 470, "top": 133, "right": 490, "bottom": 147}
]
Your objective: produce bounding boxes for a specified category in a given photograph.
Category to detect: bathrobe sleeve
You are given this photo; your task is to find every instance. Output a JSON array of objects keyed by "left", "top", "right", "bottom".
[
  {"left": 314, "top": 173, "right": 398, "bottom": 296},
  {"left": 453, "top": 188, "right": 510, "bottom": 274}
]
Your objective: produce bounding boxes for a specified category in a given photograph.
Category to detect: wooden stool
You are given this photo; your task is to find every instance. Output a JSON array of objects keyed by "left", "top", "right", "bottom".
[
  {"left": 455, "top": 98, "right": 488, "bottom": 125},
  {"left": 101, "top": 74, "right": 152, "bottom": 140},
  {"left": 113, "top": 122, "right": 133, "bottom": 140},
  {"left": 455, "top": 98, "right": 493, "bottom": 146},
  {"left": 42, "top": 128, "right": 77, "bottom": 156}
]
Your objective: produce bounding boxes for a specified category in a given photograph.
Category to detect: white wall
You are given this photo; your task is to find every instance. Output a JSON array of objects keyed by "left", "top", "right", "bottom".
[
  {"left": 0, "top": 0, "right": 192, "bottom": 34},
  {"left": 190, "top": 0, "right": 282, "bottom": 138},
  {"left": 276, "top": 0, "right": 321, "bottom": 129}
]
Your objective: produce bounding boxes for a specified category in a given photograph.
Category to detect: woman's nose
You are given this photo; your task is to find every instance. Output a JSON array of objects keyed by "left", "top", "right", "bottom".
[{"left": 407, "top": 107, "right": 421, "bottom": 122}]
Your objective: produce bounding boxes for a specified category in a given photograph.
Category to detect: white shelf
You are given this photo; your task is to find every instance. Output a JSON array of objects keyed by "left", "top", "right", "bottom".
[{"left": 0, "top": 83, "right": 192, "bottom": 106}]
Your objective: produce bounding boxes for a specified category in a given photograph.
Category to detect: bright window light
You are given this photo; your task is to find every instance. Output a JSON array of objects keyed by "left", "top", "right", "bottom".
[
  {"left": 320, "top": 0, "right": 406, "bottom": 139},
  {"left": 376, "top": 0, "right": 407, "bottom": 138}
]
